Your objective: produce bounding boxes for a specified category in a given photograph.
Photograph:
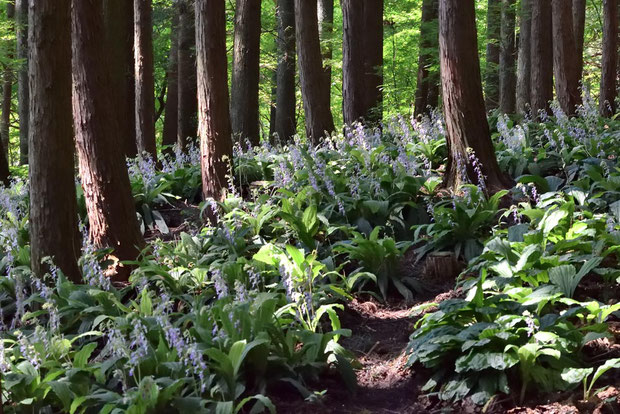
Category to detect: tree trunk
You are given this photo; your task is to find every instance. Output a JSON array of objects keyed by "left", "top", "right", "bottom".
[
  {"left": 600, "top": 0, "right": 618, "bottom": 116},
  {"left": 231, "top": 0, "right": 261, "bottom": 146},
  {"left": 134, "top": 0, "right": 157, "bottom": 158},
  {"left": 196, "top": 0, "right": 233, "bottom": 202},
  {"left": 572, "top": 0, "right": 586, "bottom": 82},
  {"left": 364, "top": 0, "right": 384, "bottom": 124},
  {"left": 1, "top": 2, "right": 15, "bottom": 162},
  {"left": 295, "top": 0, "right": 334, "bottom": 144},
  {"left": 72, "top": 0, "right": 145, "bottom": 281},
  {"left": 104, "top": 0, "right": 137, "bottom": 158},
  {"left": 551, "top": 0, "right": 582, "bottom": 116},
  {"left": 516, "top": 0, "right": 531, "bottom": 114},
  {"left": 0, "top": 131, "right": 8, "bottom": 185},
  {"left": 317, "top": 0, "right": 333, "bottom": 105},
  {"left": 499, "top": 0, "right": 516, "bottom": 114},
  {"left": 162, "top": 9, "right": 179, "bottom": 152},
  {"left": 439, "top": 0, "right": 511, "bottom": 194},
  {"left": 485, "top": 0, "right": 501, "bottom": 109},
  {"left": 274, "top": 0, "right": 296, "bottom": 142},
  {"left": 530, "top": 0, "right": 553, "bottom": 116},
  {"left": 16, "top": 0, "right": 28, "bottom": 165},
  {"left": 28, "top": 0, "right": 80, "bottom": 281},
  {"left": 177, "top": 0, "right": 198, "bottom": 149},
  {"left": 414, "top": 0, "right": 439, "bottom": 117}
]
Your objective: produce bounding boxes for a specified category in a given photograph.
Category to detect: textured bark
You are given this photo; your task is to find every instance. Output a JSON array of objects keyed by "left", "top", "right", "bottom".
[
  {"left": 231, "top": 0, "right": 261, "bottom": 145},
  {"left": 0, "top": 130, "right": 8, "bottom": 185},
  {"left": 177, "top": 0, "right": 198, "bottom": 149},
  {"left": 28, "top": 0, "right": 80, "bottom": 281},
  {"left": 516, "top": 0, "right": 531, "bottom": 114},
  {"left": 1, "top": 2, "right": 14, "bottom": 162},
  {"left": 414, "top": 0, "right": 439, "bottom": 117},
  {"left": 134, "top": 0, "right": 157, "bottom": 158},
  {"left": 572, "top": 0, "right": 586, "bottom": 82},
  {"left": 318, "top": 0, "right": 333, "bottom": 104},
  {"left": 499, "top": 0, "right": 516, "bottom": 114},
  {"left": 16, "top": 0, "right": 28, "bottom": 165},
  {"left": 162, "top": 9, "right": 179, "bottom": 152},
  {"left": 274, "top": 0, "right": 296, "bottom": 142},
  {"left": 364, "top": 0, "right": 384, "bottom": 124},
  {"left": 196, "top": 0, "right": 233, "bottom": 202},
  {"left": 485, "top": 0, "right": 501, "bottom": 109},
  {"left": 295, "top": 0, "right": 334, "bottom": 144},
  {"left": 72, "top": 0, "right": 145, "bottom": 281},
  {"left": 530, "top": 0, "right": 553, "bottom": 116},
  {"left": 439, "top": 0, "right": 511, "bottom": 194},
  {"left": 551, "top": 0, "right": 582, "bottom": 116},
  {"left": 600, "top": 0, "right": 618, "bottom": 116},
  {"left": 104, "top": 0, "right": 137, "bottom": 158}
]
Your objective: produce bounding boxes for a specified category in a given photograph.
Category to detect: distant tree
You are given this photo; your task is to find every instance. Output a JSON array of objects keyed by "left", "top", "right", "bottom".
[
  {"left": 72, "top": 0, "right": 145, "bottom": 281},
  {"left": 572, "top": 0, "right": 586, "bottom": 82},
  {"left": 318, "top": 0, "right": 334, "bottom": 103},
  {"left": 499, "top": 0, "right": 516, "bottom": 114},
  {"left": 16, "top": 0, "right": 28, "bottom": 165},
  {"left": 295, "top": 0, "right": 334, "bottom": 144},
  {"left": 274, "top": 0, "right": 296, "bottom": 142},
  {"left": 600, "top": 0, "right": 618, "bottom": 116},
  {"left": 551, "top": 0, "right": 581, "bottom": 116},
  {"left": 516, "top": 0, "right": 531, "bottom": 114},
  {"left": 196, "top": 0, "right": 233, "bottom": 203},
  {"left": 177, "top": 0, "right": 198, "bottom": 149},
  {"left": 231, "top": 0, "right": 262, "bottom": 146},
  {"left": 29, "top": 0, "right": 80, "bottom": 281},
  {"left": 414, "top": 0, "right": 439, "bottom": 117},
  {"left": 0, "top": 130, "right": 8, "bottom": 185},
  {"left": 530, "top": 0, "right": 553, "bottom": 116},
  {"left": 162, "top": 7, "right": 179, "bottom": 152},
  {"left": 484, "top": 0, "right": 501, "bottom": 109},
  {"left": 439, "top": 0, "right": 511, "bottom": 193},
  {"left": 1, "top": 1, "right": 14, "bottom": 164}
]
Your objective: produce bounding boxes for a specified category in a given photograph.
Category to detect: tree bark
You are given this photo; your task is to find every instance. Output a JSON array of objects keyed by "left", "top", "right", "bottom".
[
  {"left": 274, "top": 0, "right": 296, "bottom": 142},
  {"left": 439, "top": 0, "right": 511, "bottom": 194},
  {"left": 499, "top": 0, "right": 516, "bottom": 114},
  {"left": 16, "top": 0, "right": 28, "bottom": 165},
  {"left": 0, "top": 130, "right": 8, "bottom": 185},
  {"left": 485, "top": 0, "right": 501, "bottom": 109},
  {"left": 134, "top": 0, "right": 157, "bottom": 158},
  {"left": 295, "top": 0, "right": 334, "bottom": 144},
  {"left": 196, "top": 0, "right": 233, "bottom": 202},
  {"left": 551, "top": 0, "right": 582, "bottom": 116},
  {"left": 530, "top": 0, "right": 553, "bottom": 116},
  {"left": 177, "top": 0, "right": 198, "bottom": 149},
  {"left": 104, "top": 0, "right": 137, "bottom": 158},
  {"left": 572, "top": 0, "right": 586, "bottom": 82},
  {"left": 231, "top": 0, "right": 261, "bottom": 145},
  {"left": 72, "top": 0, "right": 145, "bottom": 281},
  {"left": 28, "top": 0, "right": 80, "bottom": 281},
  {"left": 317, "top": 0, "right": 333, "bottom": 105},
  {"left": 600, "top": 0, "right": 618, "bottom": 116},
  {"left": 364, "top": 0, "right": 384, "bottom": 124},
  {"left": 162, "top": 9, "right": 179, "bottom": 152},
  {"left": 1, "top": 2, "right": 15, "bottom": 162},
  {"left": 516, "top": 0, "right": 531, "bottom": 114},
  {"left": 414, "top": 0, "right": 439, "bottom": 117}
]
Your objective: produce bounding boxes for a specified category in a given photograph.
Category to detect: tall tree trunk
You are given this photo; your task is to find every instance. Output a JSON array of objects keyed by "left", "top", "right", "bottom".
[
  {"left": 295, "top": 0, "right": 334, "bottom": 144},
  {"left": 16, "top": 0, "right": 28, "bottom": 165},
  {"left": 162, "top": 10, "right": 179, "bottom": 152},
  {"left": 414, "top": 0, "right": 439, "bottom": 117},
  {"left": 499, "top": 0, "right": 516, "bottom": 113},
  {"left": 196, "top": 0, "right": 233, "bottom": 202},
  {"left": 28, "top": 0, "right": 80, "bottom": 281},
  {"left": 317, "top": 0, "right": 333, "bottom": 105},
  {"left": 0, "top": 130, "right": 8, "bottom": 185},
  {"left": 231, "top": 0, "right": 261, "bottom": 146},
  {"left": 364, "top": 0, "right": 384, "bottom": 124},
  {"left": 551, "top": 0, "right": 582, "bottom": 116},
  {"left": 134, "top": 0, "right": 157, "bottom": 158},
  {"left": 274, "top": 0, "right": 296, "bottom": 142},
  {"left": 485, "top": 0, "right": 501, "bottom": 109},
  {"left": 572, "top": 0, "right": 586, "bottom": 83},
  {"left": 177, "top": 0, "right": 198, "bottom": 149},
  {"left": 530, "top": 0, "right": 553, "bottom": 116},
  {"left": 439, "top": 0, "right": 511, "bottom": 194},
  {"left": 1, "top": 2, "right": 15, "bottom": 162},
  {"left": 516, "top": 0, "right": 531, "bottom": 114},
  {"left": 72, "top": 0, "right": 145, "bottom": 282},
  {"left": 104, "top": 0, "right": 137, "bottom": 158},
  {"left": 600, "top": 0, "right": 618, "bottom": 116}
]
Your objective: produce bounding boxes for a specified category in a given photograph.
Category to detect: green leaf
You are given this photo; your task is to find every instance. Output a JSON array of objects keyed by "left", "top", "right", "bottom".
[
  {"left": 561, "top": 367, "right": 593, "bottom": 384},
  {"left": 73, "top": 342, "right": 97, "bottom": 368}
]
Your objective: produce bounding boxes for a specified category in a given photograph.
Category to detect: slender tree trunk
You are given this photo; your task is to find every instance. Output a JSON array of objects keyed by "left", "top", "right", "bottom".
[
  {"left": 530, "top": 0, "right": 553, "bottom": 116},
  {"left": 177, "top": 0, "right": 198, "bottom": 149},
  {"left": 28, "top": 0, "right": 80, "bottom": 281},
  {"left": 72, "top": 0, "right": 145, "bottom": 282},
  {"left": 196, "top": 0, "right": 233, "bottom": 202},
  {"left": 231, "top": 0, "right": 261, "bottom": 145},
  {"left": 134, "top": 0, "right": 157, "bottom": 158},
  {"left": 364, "top": 0, "right": 384, "bottom": 124},
  {"left": 499, "top": 0, "right": 516, "bottom": 114},
  {"left": 0, "top": 131, "right": 8, "bottom": 185},
  {"left": 485, "top": 0, "right": 501, "bottom": 109},
  {"left": 295, "top": 0, "right": 334, "bottom": 144},
  {"left": 572, "top": 0, "right": 586, "bottom": 83},
  {"left": 516, "top": 0, "right": 531, "bottom": 114},
  {"left": 162, "top": 10, "right": 179, "bottom": 152},
  {"left": 274, "top": 0, "right": 296, "bottom": 142},
  {"left": 439, "top": 0, "right": 511, "bottom": 194},
  {"left": 600, "top": 0, "right": 618, "bottom": 116},
  {"left": 1, "top": 3, "right": 15, "bottom": 162},
  {"left": 16, "top": 0, "right": 28, "bottom": 165},
  {"left": 551, "top": 0, "right": 582, "bottom": 116},
  {"left": 104, "top": 0, "right": 137, "bottom": 158},
  {"left": 414, "top": 0, "right": 439, "bottom": 117},
  {"left": 317, "top": 0, "right": 333, "bottom": 104}
]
